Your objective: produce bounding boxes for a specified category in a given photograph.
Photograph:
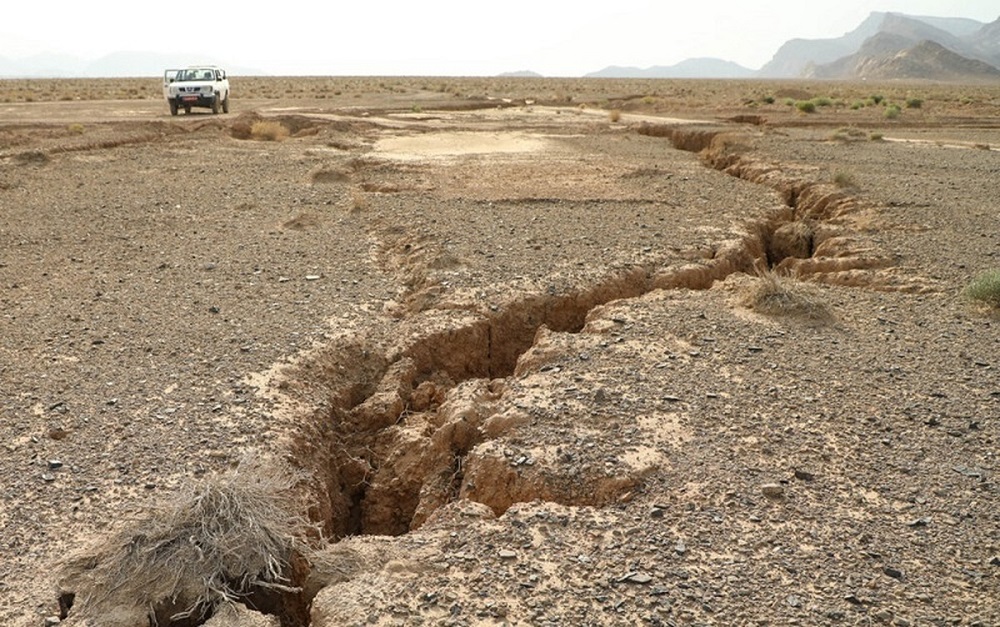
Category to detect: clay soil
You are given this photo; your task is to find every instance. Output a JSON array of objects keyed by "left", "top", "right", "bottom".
[{"left": 1, "top": 77, "right": 999, "bottom": 626}]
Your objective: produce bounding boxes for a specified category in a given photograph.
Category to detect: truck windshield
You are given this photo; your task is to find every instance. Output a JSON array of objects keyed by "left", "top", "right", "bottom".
[{"left": 177, "top": 70, "right": 214, "bottom": 81}]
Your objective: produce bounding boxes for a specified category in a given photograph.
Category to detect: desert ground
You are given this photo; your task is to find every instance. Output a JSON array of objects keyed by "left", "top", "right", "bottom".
[{"left": 1, "top": 77, "right": 998, "bottom": 626}]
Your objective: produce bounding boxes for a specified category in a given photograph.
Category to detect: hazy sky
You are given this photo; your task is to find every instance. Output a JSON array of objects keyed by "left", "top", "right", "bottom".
[{"left": 3, "top": 0, "right": 997, "bottom": 75}]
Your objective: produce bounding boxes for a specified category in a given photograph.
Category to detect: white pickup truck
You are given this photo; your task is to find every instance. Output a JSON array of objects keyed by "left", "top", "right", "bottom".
[{"left": 163, "top": 66, "right": 230, "bottom": 116}]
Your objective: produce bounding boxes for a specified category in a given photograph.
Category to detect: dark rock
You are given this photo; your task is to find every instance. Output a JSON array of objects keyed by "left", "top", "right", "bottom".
[
  {"left": 883, "top": 566, "right": 903, "bottom": 580},
  {"left": 793, "top": 469, "right": 815, "bottom": 481}
]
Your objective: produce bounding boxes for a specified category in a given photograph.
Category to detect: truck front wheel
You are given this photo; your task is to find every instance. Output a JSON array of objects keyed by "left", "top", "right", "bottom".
[
  {"left": 211, "top": 95, "right": 220, "bottom": 114},
  {"left": 222, "top": 94, "right": 230, "bottom": 113},
  {"left": 169, "top": 100, "right": 178, "bottom": 116}
]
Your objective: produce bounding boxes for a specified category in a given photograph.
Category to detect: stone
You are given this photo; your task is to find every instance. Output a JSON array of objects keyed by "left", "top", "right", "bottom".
[
  {"left": 498, "top": 550, "right": 517, "bottom": 560},
  {"left": 793, "top": 469, "right": 815, "bottom": 481},
  {"left": 882, "top": 566, "right": 903, "bottom": 580},
  {"left": 761, "top": 483, "right": 785, "bottom": 498}
]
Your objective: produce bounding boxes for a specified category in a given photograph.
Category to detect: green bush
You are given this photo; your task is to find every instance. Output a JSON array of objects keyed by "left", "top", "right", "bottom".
[
  {"left": 812, "top": 96, "right": 833, "bottom": 107},
  {"left": 965, "top": 270, "right": 1000, "bottom": 308},
  {"left": 884, "top": 104, "right": 902, "bottom": 119},
  {"left": 906, "top": 97, "right": 923, "bottom": 109},
  {"left": 870, "top": 94, "right": 884, "bottom": 105},
  {"left": 795, "top": 100, "right": 817, "bottom": 113}
]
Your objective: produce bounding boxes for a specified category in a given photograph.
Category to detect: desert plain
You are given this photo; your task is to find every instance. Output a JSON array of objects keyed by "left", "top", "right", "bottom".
[{"left": 1, "top": 77, "right": 999, "bottom": 626}]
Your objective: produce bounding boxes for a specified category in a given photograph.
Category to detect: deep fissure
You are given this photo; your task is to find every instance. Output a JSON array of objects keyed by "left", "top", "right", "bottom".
[{"left": 60, "top": 123, "right": 883, "bottom": 627}]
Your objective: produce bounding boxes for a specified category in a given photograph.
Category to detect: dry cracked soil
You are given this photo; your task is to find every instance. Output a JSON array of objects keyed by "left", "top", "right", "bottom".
[{"left": 1, "top": 78, "right": 999, "bottom": 627}]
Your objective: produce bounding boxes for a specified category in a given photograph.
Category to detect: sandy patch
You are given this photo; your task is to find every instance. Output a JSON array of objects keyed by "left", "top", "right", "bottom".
[{"left": 374, "top": 131, "right": 550, "bottom": 161}]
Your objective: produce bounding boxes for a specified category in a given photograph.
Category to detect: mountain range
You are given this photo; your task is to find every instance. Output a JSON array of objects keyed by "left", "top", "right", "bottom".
[
  {"left": 585, "top": 12, "right": 999, "bottom": 82},
  {"left": 2, "top": 12, "right": 998, "bottom": 81}
]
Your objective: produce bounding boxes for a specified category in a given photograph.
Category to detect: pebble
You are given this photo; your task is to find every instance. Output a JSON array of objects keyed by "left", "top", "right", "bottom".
[
  {"left": 650, "top": 505, "right": 666, "bottom": 519},
  {"left": 47, "top": 459, "right": 63, "bottom": 470},
  {"left": 305, "top": 275, "right": 321, "bottom": 281},
  {"left": 41, "top": 473, "right": 55, "bottom": 482},
  {"left": 761, "top": 483, "right": 785, "bottom": 498},
  {"left": 907, "top": 517, "right": 931, "bottom": 528},
  {"left": 793, "top": 469, "right": 815, "bottom": 481},
  {"left": 883, "top": 566, "right": 903, "bottom": 580},
  {"left": 498, "top": 550, "right": 517, "bottom": 560},
  {"left": 44, "top": 617, "right": 60, "bottom": 627},
  {"left": 620, "top": 572, "right": 652, "bottom": 584}
]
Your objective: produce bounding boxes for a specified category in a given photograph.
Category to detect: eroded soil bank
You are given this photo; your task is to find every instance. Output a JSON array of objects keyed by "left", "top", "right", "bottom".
[{"left": 1, "top": 87, "right": 998, "bottom": 626}]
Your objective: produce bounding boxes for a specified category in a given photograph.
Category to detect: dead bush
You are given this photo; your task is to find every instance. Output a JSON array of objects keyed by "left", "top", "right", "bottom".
[
  {"left": 251, "top": 120, "right": 290, "bottom": 142},
  {"left": 738, "top": 266, "right": 832, "bottom": 323},
  {"left": 58, "top": 458, "right": 314, "bottom": 626}
]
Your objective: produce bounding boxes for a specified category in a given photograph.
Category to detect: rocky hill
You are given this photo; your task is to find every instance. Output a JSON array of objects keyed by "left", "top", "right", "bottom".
[
  {"left": 809, "top": 36, "right": 1000, "bottom": 81},
  {"left": 761, "top": 12, "right": 1000, "bottom": 81}
]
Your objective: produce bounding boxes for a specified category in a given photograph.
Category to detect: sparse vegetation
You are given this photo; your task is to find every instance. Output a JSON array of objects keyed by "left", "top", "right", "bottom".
[
  {"left": 67, "top": 123, "right": 85, "bottom": 134},
  {"left": 884, "top": 104, "right": 902, "bottom": 119},
  {"left": 608, "top": 108, "right": 622, "bottom": 123},
  {"left": 829, "top": 127, "right": 866, "bottom": 142},
  {"left": 906, "top": 97, "right": 924, "bottom": 109},
  {"left": 870, "top": 132, "right": 884, "bottom": 141},
  {"left": 795, "top": 100, "right": 816, "bottom": 114},
  {"left": 964, "top": 270, "right": 1000, "bottom": 308}
]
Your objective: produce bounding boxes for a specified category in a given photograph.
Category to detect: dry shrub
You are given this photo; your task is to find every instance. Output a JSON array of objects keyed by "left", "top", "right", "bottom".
[
  {"left": 608, "top": 109, "right": 622, "bottom": 123},
  {"left": 349, "top": 188, "right": 369, "bottom": 213},
  {"left": 283, "top": 211, "right": 321, "bottom": 230},
  {"left": 58, "top": 458, "right": 314, "bottom": 625},
  {"left": 738, "top": 266, "right": 832, "bottom": 323},
  {"left": 251, "top": 120, "right": 290, "bottom": 142},
  {"left": 14, "top": 150, "right": 50, "bottom": 166},
  {"left": 310, "top": 167, "right": 351, "bottom": 185}
]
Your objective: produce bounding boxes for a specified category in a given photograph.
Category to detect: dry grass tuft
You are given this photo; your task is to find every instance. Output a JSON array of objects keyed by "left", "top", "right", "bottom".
[
  {"left": 58, "top": 458, "right": 314, "bottom": 624},
  {"left": 738, "top": 266, "right": 832, "bottom": 322},
  {"left": 251, "top": 120, "right": 290, "bottom": 142},
  {"left": 608, "top": 109, "right": 622, "bottom": 123},
  {"left": 349, "top": 188, "right": 370, "bottom": 213}
]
